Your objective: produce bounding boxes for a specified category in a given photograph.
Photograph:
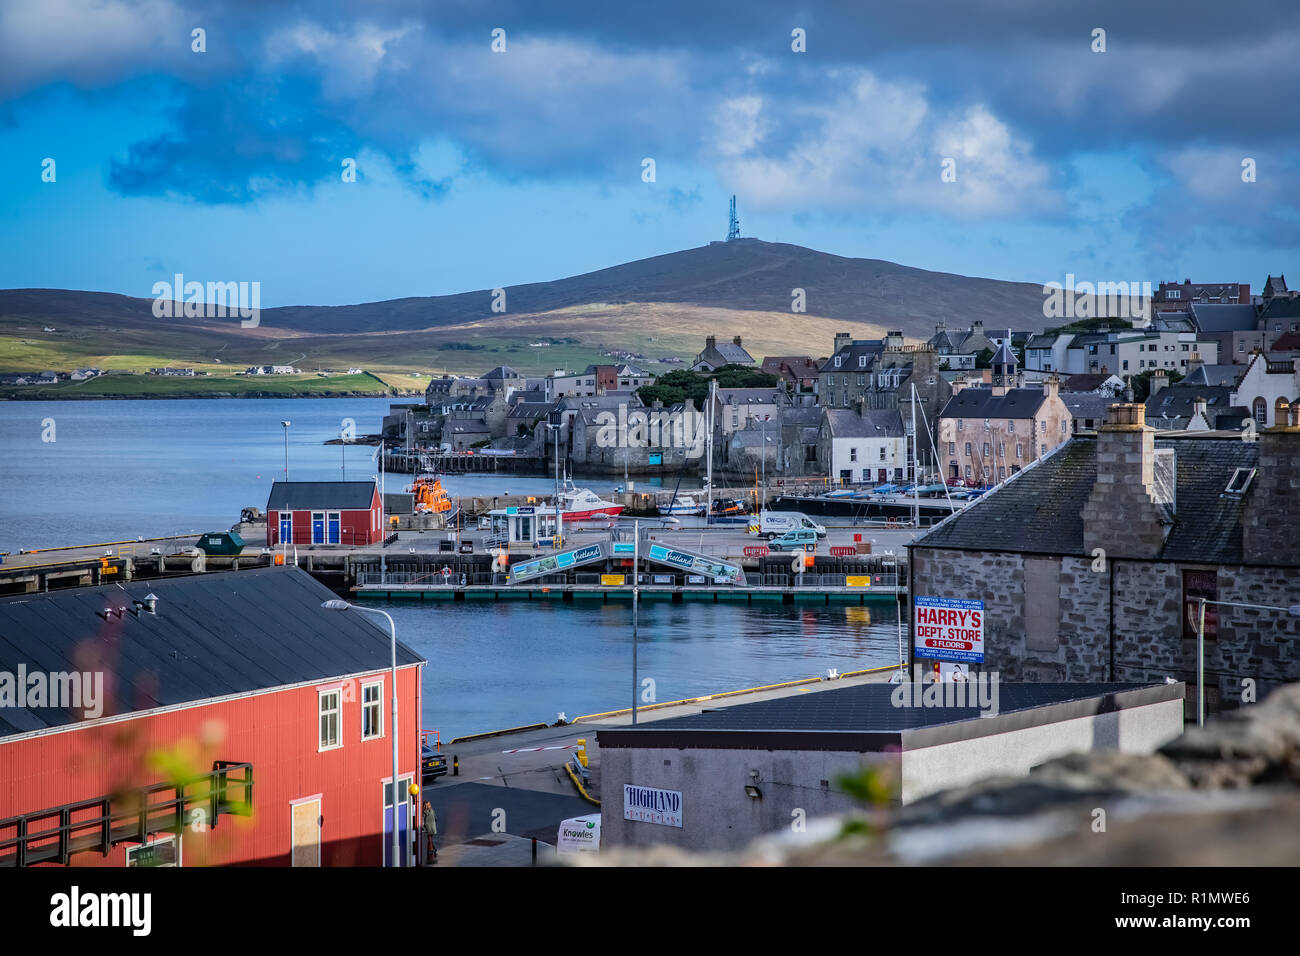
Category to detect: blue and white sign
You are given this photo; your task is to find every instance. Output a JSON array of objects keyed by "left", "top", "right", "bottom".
[
  {"left": 914, "top": 595, "right": 985, "bottom": 663},
  {"left": 623, "top": 784, "right": 683, "bottom": 828}
]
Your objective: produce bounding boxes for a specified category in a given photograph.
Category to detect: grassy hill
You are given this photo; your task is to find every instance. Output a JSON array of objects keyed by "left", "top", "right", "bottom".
[{"left": 0, "top": 239, "right": 1055, "bottom": 395}]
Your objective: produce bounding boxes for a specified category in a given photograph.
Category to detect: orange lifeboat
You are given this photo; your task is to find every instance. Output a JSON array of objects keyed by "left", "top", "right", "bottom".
[{"left": 410, "top": 476, "right": 454, "bottom": 514}]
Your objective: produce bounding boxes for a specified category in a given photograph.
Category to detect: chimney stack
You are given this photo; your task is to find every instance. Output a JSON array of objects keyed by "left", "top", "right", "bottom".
[
  {"left": 1186, "top": 352, "right": 1204, "bottom": 376},
  {"left": 1150, "top": 369, "right": 1168, "bottom": 397},
  {"left": 706, "top": 335, "right": 716, "bottom": 350},
  {"left": 1242, "top": 401, "right": 1300, "bottom": 564},
  {"left": 733, "top": 335, "right": 743, "bottom": 347},
  {"left": 1081, "top": 403, "right": 1169, "bottom": 559}
]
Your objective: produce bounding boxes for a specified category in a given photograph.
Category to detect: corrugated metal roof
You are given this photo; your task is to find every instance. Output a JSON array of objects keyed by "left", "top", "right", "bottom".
[
  {"left": 266, "top": 481, "right": 377, "bottom": 511},
  {"left": 0, "top": 567, "right": 424, "bottom": 738}
]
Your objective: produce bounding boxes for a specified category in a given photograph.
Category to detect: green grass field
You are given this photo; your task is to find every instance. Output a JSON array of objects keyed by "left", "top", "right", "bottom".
[{"left": 0, "top": 372, "right": 404, "bottom": 400}]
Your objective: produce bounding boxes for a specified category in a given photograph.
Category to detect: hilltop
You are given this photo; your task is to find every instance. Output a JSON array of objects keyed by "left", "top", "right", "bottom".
[{"left": 0, "top": 240, "right": 1051, "bottom": 387}]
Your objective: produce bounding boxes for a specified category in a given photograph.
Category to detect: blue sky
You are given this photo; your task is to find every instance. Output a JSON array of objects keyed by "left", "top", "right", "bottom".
[{"left": 1, "top": 0, "right": 1297, "bottom": 307}]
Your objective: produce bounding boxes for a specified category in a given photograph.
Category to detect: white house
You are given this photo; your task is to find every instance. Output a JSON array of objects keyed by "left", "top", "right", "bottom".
[{"left": 817, "top": 408, "right": 908, "bottom": 486}]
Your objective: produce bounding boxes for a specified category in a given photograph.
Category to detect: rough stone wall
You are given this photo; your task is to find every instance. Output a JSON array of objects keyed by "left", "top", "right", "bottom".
[
  {"left": 1242, "top": 426, "right": 1300, "bottom": 564},
  {"left": 915, "top": 546, "right": 1300, "bottom": 710}
]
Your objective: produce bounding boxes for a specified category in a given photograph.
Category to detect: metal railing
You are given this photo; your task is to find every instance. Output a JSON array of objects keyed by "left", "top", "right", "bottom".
[{"left": 0, "top": 761, "right": 252, "bottom": 868}]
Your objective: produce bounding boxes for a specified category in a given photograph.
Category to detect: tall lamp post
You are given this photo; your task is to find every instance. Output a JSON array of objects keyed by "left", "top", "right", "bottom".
[
  {"left": 280, "top": 420, "right": 291, "bottom": 480},
  {"left": 1195, "top": 598, "right": 1300, "bottom": 727},
  {"left": 760, "top": 414, "right": 770, "bottom": 511},
  {"left": 321, "top": 599, "right": 402, "bottom": 866}
]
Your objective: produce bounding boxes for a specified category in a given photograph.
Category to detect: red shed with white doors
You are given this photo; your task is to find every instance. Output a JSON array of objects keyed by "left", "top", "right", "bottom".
[{"left": 266, "top": 480, "right": 383, "bottom": 547}]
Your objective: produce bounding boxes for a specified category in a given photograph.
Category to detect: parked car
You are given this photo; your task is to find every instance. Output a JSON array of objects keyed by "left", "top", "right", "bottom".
[
  {"left": 767, "top": 528, "right": 819, "bottom": 552},
  {"left": 752, "top": 511, "right": 826, "bottom": 540},
  {"left": 421, "top": 730, "right": 449, "bottom": 784}
]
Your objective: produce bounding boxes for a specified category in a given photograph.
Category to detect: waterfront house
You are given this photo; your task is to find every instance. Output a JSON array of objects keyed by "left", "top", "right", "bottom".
[
  {"left": 0, "top": 567, "right": 425, "bottom": 867},
  {"left": 266, "top": 481, "right": 384, "bottom": 547},
  {"left": 936, "top": 346, "right": 1071, "bottom": 485},
  {"left": 816, "top": 407, "right": 907, "bottom": 485},
  {"left": 910, "top": 401, "right": 1300, "bottom": 715}
]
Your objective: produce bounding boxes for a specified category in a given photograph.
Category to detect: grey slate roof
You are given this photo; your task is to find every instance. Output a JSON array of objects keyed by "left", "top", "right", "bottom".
[
  {"left": 1182, "top": 363, "right": 1244, "bottom": 387},
  {"left": 1146, "top": 383, "right": 1236, "bottom": 422},
  {"left": 818, "top": 339, "right": 885, "bottom": 373},
  {"left": 1060, "top": 392, "right": 1117, "bottom": 424},
  {"left": 914, "top": 435, "right": 1265, "bottom": 565},
  {"left": 0, "top": 567, "right": 425, "bottom": 738},
  {"left": 1188, "top": 303, "right": 1259, "bottom": 332},
  {"left": 266, "top": 481, "right": 377, "bottom": 511},
  {"left": 939, "top": 386, "right": 1047, "bottom": 420},
  {"left": 824, "top": 408, "right": 906, "bottom": 439}
]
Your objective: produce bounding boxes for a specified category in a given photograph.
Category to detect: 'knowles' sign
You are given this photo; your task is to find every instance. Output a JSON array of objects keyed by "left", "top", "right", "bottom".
[{"left": 623, "top": 784, "right": 683, "bottom": 828}]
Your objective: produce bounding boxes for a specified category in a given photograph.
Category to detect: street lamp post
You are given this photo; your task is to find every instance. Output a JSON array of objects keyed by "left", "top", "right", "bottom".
[
  {"left": 1195, "top": 598, "right": 1300, "bottom": 727},
  {"left": 280, "top": 420, "right": 291, "bottom": 480},
  {"left": 321, "top": 600, "right": 402, "bottom": 866}
]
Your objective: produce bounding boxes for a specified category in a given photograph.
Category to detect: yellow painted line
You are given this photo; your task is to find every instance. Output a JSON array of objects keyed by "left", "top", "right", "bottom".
[
  {"left": 565, "top": 762, "right": 600, "bottom": 806},
  {"left": 448, "top": 722, "right": 550, "bottom": 745}
]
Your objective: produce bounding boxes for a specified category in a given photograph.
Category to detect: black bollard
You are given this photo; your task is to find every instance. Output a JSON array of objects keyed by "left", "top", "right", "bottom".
[
  {"left": 453, "top": 754, "right": 459, "bottom": 776},
  {"left": 532, "top": 837, "right": 537, "bottom": 866}
]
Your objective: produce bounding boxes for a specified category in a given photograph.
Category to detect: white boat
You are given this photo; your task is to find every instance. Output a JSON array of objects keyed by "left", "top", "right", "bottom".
[
  {"left": 661, "top": 494, "right": 703, "bottom": 516},
  {"left": 556, "top": 482, "right": 625, "bottom": 521}
]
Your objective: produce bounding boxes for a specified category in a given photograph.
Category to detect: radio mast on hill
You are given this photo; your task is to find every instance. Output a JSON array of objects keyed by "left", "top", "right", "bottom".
[{"left": 727, "top": 195, "right": 740, "bottom": 241}]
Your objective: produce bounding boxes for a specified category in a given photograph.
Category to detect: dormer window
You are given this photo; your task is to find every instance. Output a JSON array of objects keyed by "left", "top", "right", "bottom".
[
  {"left": 859, "top": 355, "right": 867, "bottom": 367},
  {"left": 834, "top": 356, "right": 843, "bottom": 367}
]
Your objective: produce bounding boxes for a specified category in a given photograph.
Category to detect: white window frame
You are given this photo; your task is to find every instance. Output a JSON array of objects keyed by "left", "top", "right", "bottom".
[
  {"left": 361, "top": 679, "right": 384, "bottom": 740},
  {"left": 319, "top": 688, "right": 343, "bottom": 752}
]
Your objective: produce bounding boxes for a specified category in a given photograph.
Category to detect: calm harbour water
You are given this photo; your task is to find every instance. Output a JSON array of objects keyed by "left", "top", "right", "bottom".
[{"left": 0, "top": 398, "right": 901, "bottom": 736}]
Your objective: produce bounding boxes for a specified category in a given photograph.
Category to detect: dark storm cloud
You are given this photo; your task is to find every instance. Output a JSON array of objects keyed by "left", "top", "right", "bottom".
[{"left": 3, "top": 0, "right": 1297, "bottom": 236}]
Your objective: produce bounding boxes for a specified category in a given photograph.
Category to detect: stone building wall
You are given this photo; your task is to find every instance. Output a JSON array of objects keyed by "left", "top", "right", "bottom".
[{"left": 913, "top": 546, "right": 1300, "bottom": 712}]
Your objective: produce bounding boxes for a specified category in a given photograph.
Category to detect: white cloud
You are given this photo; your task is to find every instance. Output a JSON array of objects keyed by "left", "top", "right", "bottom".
[
  {"left": 712, "top": 69, "right": 1057, "bottom": 218},
  {"left": 0, "top": 0, "right": 188, "bottom": 96}
]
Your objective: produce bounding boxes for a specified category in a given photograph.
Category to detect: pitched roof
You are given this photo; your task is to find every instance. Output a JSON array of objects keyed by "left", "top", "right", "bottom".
[
  {"left": 914, "top": 435, "right": 1264, "bottom": 564},
  {"left": 0, "top": 567, "right": 425, "bottom": 738},
  {"left": 1146, "top": 383, "right": 1237, "bottom": 422},
  {"left": 266, "top": 481, "right": 377, "bottom": 511},
  {"left": 823, "top": 408, "right": 906, "bottom": 439},
  {"left": 939, "top": 386, "right": 1047, "bottom": 420},
  {"left": 1061, "top": 373, "right": 1121, "bottom": 392},
  {"left": 1059, "top": 392, "right": 1118, "bottom": 423},
  {"left": 1187, "top": 303, "right": 1259, "bottom": 332},
  {"left": 818, "top": 340, "right": 885, "bottom": 373},
  {"left": 1182, "top": 363, "right": 1244, "bottom": 387}
]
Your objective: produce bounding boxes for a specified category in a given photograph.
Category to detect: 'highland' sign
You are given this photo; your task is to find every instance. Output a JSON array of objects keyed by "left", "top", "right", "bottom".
[{"left": 623, "top": 785, "right": 683, "bottom": 828}]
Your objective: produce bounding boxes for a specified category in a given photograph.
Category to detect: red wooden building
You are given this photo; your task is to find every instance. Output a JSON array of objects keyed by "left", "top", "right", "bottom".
[
  {"left": 0, "top": 567, "right": 425, "bottom": 867},
  {"left": 266, "top": 481, "right": 384, "bottom": 547}
]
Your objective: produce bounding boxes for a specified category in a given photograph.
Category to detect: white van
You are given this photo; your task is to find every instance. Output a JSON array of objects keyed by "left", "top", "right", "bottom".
[{"left": 751, "top": 511, "right": 827, "bottom": 540}]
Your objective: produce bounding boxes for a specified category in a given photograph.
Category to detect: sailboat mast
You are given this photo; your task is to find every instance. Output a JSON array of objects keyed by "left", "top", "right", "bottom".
[
  {"left": 912, "top": 382, "right": 919, "bottom": 528},
  {"left": 706, "top": 379, "right": 715, "bottom": 527}
]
